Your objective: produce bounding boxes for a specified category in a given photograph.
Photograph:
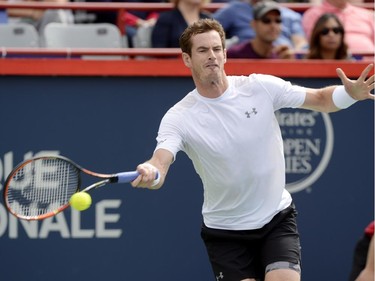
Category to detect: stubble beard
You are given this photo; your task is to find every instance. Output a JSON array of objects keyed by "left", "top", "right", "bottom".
[{"left": 202, "top": 68, "right": 223, "bottom": 87}]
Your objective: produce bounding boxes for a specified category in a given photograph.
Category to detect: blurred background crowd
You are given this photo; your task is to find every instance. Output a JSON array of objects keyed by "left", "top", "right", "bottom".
[{"left": 0, "top": 0, "right": 373, "bottom": 60}]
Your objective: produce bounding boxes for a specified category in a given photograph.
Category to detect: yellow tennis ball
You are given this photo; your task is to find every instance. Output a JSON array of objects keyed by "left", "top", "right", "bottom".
[{"left": 69, "top": 192, "right": 92, "bottom": 211}]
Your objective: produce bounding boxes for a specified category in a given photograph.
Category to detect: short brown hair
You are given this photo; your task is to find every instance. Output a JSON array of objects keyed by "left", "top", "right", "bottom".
[{"left": 179, "top": 18, "right": 226, "bottom": 56}]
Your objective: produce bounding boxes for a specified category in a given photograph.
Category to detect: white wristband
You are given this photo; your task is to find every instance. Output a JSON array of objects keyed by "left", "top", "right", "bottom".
[
  {"left": 151, "top": 172, "right": 160, "bottom": 187},
  {"left": 332, "top": 86, "right": 357, "bottom": 109}
]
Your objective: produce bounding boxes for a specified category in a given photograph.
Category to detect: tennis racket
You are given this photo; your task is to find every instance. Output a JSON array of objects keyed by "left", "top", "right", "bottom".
[{"left": 3, "top": 155, "right": 146, "bottom": 221}]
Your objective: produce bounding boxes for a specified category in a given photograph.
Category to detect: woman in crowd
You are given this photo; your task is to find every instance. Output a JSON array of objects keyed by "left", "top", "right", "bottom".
[
  {"left": 306, "top": 13, "right": 352, "bottom": 60},
  {"left": 151, "top": 0, "right": 211, "bottom": 48}
]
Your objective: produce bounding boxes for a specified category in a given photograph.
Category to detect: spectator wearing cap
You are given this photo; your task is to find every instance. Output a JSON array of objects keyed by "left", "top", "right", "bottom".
[
  {"left": 213, "top": 0, "right": 307, "bottom": 51},
  {"left": 227, "top": 0, "right": 294, "bottom": 59}
]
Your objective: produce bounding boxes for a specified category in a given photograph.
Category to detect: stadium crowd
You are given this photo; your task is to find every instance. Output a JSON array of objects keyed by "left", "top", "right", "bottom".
[
  {"left": 0, "top": 0, "right": 375, "bottom": 60},
  {"left": 0, "top": 0, "right": 373, "bottom": 60}
]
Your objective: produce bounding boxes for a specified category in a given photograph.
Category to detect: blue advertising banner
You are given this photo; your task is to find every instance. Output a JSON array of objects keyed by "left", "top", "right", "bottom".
[{"left": 0, "top": 76, "right": 373, "bottom": 281}]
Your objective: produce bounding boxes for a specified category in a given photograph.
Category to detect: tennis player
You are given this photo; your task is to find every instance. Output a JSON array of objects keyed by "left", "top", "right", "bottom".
[{"left": 131, "top": 18, "right": 374, "bottom": 281}]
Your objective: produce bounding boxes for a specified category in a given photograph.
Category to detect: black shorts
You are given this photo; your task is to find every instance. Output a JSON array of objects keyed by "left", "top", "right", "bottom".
[{"left": 201, "top": 203, "right": 301, "bottom": 280}]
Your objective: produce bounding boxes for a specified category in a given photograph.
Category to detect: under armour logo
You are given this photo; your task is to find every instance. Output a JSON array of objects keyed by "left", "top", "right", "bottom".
[
  {"left": 216, "top": 272, "right": 224, "bottom": 280},
  {"left": 245, "top": 108, "right": 257, "bottom": 118},
  {"left": 157, "top": 138, "right": 167, "bottom": 145}
]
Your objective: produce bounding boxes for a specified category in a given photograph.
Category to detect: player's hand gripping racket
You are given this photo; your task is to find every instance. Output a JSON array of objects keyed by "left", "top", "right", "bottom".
[{"left": 3, "top": 155, "right": 152, "bottom": 221}]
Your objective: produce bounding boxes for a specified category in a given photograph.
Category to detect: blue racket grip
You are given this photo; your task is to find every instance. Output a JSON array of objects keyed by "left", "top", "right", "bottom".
[
  {"left": 116, "top": 171, "right": 159, "bottom": 184},
  {"left": 116, "top": 171, "right": 139, "bottom": 183}
]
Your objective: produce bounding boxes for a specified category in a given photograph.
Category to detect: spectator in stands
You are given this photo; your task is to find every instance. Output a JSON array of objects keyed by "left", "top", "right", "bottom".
[
  {"left": 122, "top": 9, "right": 158, "bottom": 47},
  {"left": 305, "top": 13, "right": 352, "bottom": 60},
  {"left": 302, "top": 0, "right": 374, "bottom": 54},
  {"left": 84, "top": 0, "right": 118, "bottom": 26},
  {"left": 349, "top": 221, "right": 374, "bottom": 281},
  {"left": 86, "top": 0, "right": 159, "bottom": 48},
  {"left": 6, "top": 0, "right": 73, "bottom": 33},
  {"left": 227, "top": 0, "right": 294, "bottom": 59},
  {"left": 0, "top": 12, "right": 7, "bottom": 23},
  {"left": 213, "top": 0, "right": 307, "bottom": 52},
  {"left": 0, "top": 7, "right": 8, "bottom": 23},
  {"left": 151, "top": 0, "right": 211, "bottom": 48}
]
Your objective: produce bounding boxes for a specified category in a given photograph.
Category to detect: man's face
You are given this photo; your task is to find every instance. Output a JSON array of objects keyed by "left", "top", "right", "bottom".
[
  {"left": 182, "top": 30, "right": 226, "bottom": 82},
  {"left": 252, "top": 10, "right": 282, "bottom": 43}
]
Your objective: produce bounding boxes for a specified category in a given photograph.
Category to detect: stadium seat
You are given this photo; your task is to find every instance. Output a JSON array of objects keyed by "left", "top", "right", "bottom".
[
  {"left": 43, "top": 23, "right": 128, "bottom": 59},
  {"left": 132, "top": 25, "right": 153, "bottom": 48},
  {"left": 0, "top": 23, "right": 39, "bottom": 47}
]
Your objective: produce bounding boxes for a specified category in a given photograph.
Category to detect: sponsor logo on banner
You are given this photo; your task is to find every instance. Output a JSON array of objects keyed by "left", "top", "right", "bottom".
[{"left": 276, "top": 109, "right": 334, "bottom": 193}]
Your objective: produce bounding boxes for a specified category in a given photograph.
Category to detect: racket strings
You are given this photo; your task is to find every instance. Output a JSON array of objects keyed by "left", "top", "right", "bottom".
[{"left": 5, "top": 158, "right": 80, "bottom": 218}]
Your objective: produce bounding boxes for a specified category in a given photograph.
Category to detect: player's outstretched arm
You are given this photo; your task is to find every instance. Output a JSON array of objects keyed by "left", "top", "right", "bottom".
[{"left": 302, "top": 64, "right": 374, "bottom": 113}]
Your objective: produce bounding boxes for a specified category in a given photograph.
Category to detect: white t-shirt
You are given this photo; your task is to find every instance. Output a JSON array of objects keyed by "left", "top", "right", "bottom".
[{"left": 155, "top": 74, "right": 306, "bottom": 230}]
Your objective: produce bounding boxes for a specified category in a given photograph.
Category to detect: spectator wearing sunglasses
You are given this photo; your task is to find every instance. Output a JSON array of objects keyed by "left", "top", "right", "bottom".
[
  {"left": 227, "top": 0, "right": 294, "bottom": 59},
  {"left": 306, "top": 13, "right": 353, "bottom": 60},
  {"left": 302, "top": 0, "right": 374, "bottom": 54},
  {"left": 213, "top": 0, "right": 307, "bottom": 52}
]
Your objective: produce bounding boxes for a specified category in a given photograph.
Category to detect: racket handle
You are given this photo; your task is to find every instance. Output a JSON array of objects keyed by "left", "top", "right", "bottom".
[
  {"left": 115, "top": 171, "right": 160, "bottom": 184},
  {"left": 116, "top": 171, "right": 140, "bottom": 183}
]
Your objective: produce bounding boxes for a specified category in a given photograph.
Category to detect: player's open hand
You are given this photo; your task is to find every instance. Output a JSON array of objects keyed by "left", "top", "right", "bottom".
[{"left": 336, "top": 64, "right": 375, "bottom": 101}]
